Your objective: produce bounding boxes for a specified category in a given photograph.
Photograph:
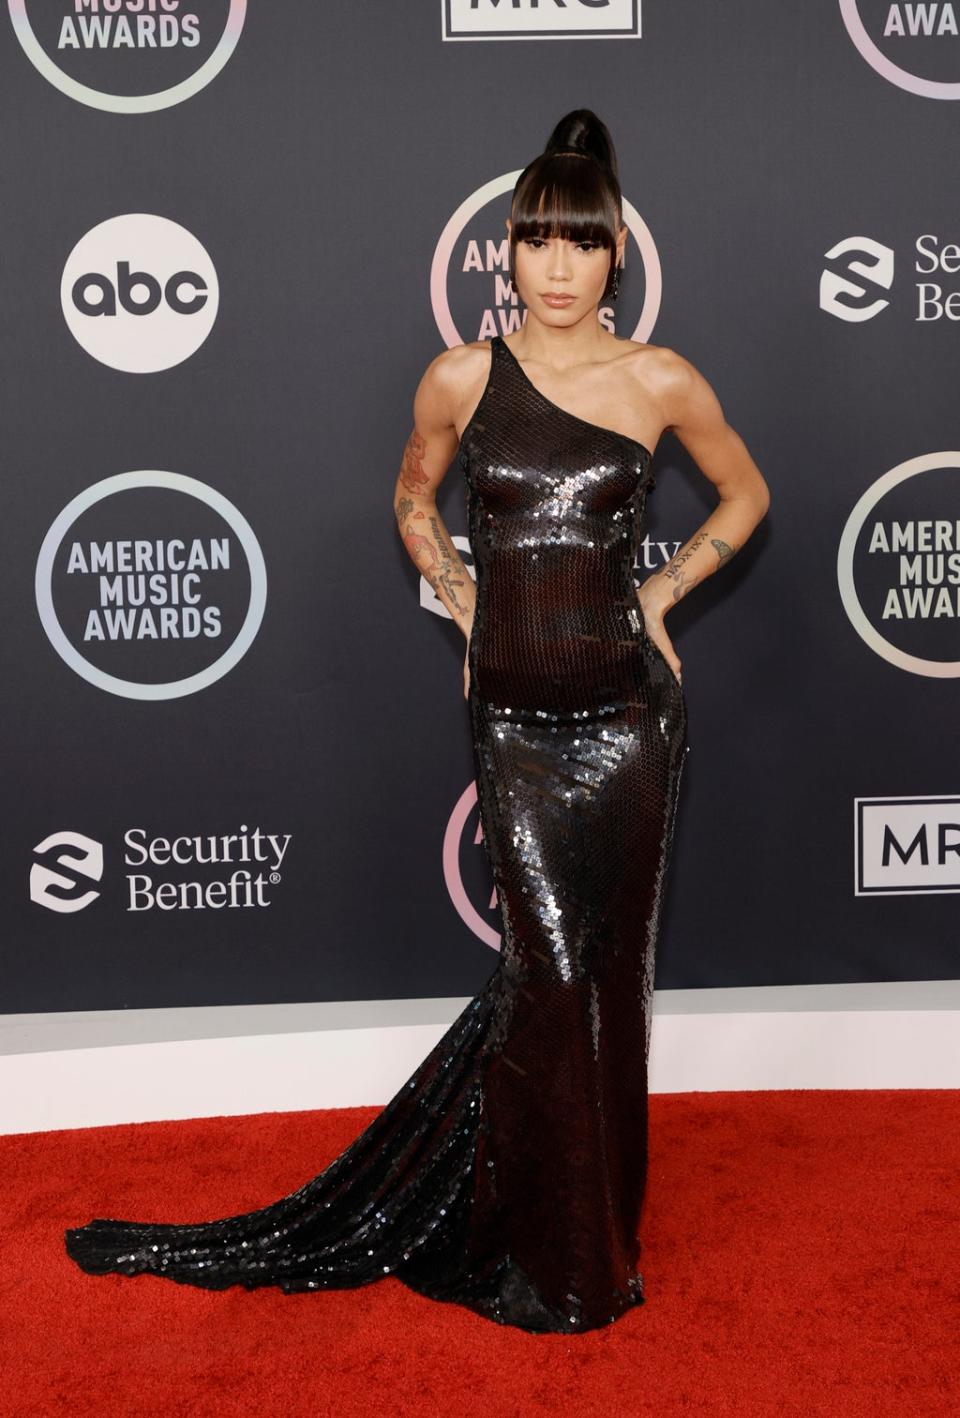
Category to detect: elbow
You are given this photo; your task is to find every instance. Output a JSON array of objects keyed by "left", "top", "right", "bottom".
[
  {"left": 751, "top": 471, "right": 772, "bottom": 522},
  {"left": 394, "top": 489, "right": 435, "bottom": 514},
  {"left": 393, "top": 489, "right": 435, "bottom": 534}
]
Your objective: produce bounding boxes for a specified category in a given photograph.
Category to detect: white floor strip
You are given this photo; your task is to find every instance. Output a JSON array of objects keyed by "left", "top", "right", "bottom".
[{"left": 3, "top": 980, "right": 958, "bottom": 1135}]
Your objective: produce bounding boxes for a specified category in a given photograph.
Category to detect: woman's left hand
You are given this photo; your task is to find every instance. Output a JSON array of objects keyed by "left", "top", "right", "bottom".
[{"left": 635, "top": 586, "right": 682, "bottom": 684}]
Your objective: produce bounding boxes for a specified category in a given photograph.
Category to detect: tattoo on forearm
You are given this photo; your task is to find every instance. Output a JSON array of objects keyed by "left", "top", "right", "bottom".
[
  {"left": 712, "top": 537, "right": 737, "bottom": 565},
  {"left": 399, "top": 429, "right": 430, "bottom": 495},
  {"left": 659, "top": 530, "right": 706, "bottom": 604},
  {"left": 656, "top": 528, "right": 739, "bottom": 605},
  {"left": 394, "top": 478, "right": 428, "bottom": 551},
  {"left": 394, "top": 471, "right": 472, "bottom": 618},
  {"left": 400, "top": 519, "right": 470, "bottom": 616},
  {"left": 670, "top": 568, "right": 700, "bottom": 603},
  {"left": 662, "top": 530, "right": 707, "bottom": 581},
  {"left": 402, "top": 527, "right": 439, "bottom": 571},
  {"left": 427, "top": 513, "right": 470, "bottom": 614}
]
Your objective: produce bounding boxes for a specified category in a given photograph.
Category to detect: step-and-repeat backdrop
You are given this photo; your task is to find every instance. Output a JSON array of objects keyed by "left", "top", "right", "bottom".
[{"left": 3, "top": 2, "right": 957, "bottom": 1014}]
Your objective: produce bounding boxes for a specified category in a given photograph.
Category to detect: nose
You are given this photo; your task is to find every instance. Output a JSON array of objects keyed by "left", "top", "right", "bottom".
[{"left": 547, "top": 243, "right": 574, "bottom": 282}]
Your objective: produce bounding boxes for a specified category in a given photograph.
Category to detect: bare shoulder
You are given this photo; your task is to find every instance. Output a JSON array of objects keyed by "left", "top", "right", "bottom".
[
  {"left": 616, "top": 340, "right": 723, "bottom": 432},
  {"left": 614, "top": 338, "right": 686, "bottom": 392},
  {"left": 415, "top": 340, "right": 493, "bottom": 433},
  {"left": 420, "top": 338, "right": 489, "bottom": 386}
]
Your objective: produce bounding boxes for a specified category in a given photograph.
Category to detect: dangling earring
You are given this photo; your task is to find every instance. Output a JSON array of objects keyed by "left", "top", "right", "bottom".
[{"left": 609, "top": 262, "right": 621, "bottom": 301}]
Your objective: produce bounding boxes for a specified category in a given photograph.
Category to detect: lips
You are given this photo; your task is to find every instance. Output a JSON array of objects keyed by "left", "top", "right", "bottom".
[{"left": 542, "top": 293, "right": 574, "bottom": 304}]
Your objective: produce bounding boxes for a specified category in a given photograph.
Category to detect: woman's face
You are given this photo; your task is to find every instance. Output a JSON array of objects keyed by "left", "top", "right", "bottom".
[{"left": 507, "top": 218, "right": 626, "bottom": 319}]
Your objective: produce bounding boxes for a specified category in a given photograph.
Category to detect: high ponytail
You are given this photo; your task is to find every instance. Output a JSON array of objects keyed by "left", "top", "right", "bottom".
[{"left": 542, "top": 109, "right": 619, "bottom": 182}]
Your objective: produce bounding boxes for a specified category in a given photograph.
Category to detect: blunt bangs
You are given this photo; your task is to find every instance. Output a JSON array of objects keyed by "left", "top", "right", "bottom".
[{"left": 509, "top": 152, "right": 622, "bottom": 294}]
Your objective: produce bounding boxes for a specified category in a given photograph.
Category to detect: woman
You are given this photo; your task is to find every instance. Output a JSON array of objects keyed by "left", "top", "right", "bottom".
[{"left": 65, "top": 109, "right": 770, "bottom": 1334}]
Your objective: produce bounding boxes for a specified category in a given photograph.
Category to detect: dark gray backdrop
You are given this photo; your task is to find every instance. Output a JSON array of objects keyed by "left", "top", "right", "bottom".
[{"left": 3, "top": 2, "right": 957, "bottom": 1014}]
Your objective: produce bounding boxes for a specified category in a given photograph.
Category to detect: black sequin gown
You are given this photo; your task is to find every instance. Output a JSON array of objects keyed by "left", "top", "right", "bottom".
[{"left": 64, "top": 333, "right": 689, "bottom": 1335}]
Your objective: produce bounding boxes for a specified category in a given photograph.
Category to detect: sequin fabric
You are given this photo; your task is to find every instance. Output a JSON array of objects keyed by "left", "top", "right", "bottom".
[{"left": 63, "top": 333, "right": 689, "bottom": 1335}]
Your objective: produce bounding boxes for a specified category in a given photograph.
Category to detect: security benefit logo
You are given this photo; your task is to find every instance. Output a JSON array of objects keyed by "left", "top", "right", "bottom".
[
  {"left": 30, "top": 824, "right": 293, "bottom": 914},
  {"left": 839, "top": 1, "right": 960, "bottom": 99},
  {"left": 855, "top": 796, "right": 960, "bottom": 895},
  {"left": 62, "top": 214, "right": 218, "bottom": 373},
  {"left": 7, "top": 0, "right": 247, "bottom": 113},
  {"left": 35, "top": 471, "right": 267, "bottom": 700},
  {"left": 820, "top": 234, "right": 960, "bottom": 323},
  {"left": 30, "top": 831, "right": 103, "bottom": 914},
  {"left": 837, "top": 452, "right": 960, "bottom": 677},
  {"left": 443, "top": 0, "right": 640, "bottom": 41}
]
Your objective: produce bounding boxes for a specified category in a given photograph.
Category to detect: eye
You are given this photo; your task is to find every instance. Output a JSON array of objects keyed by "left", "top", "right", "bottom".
[{"left": 523, "top": 238, "right": 600, "bottom": 252}]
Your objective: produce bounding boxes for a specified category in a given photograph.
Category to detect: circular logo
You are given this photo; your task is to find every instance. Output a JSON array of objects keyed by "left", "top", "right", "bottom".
[
  {"left": 431, "top": 169, "right": 662, "bottom": 347},
  {"left": 443, "top": 778, "right": 500, "bottom": 952},
  {"left": 839, "top": 0, "right": 960, "bottom": 99},
  {"left": 61, "top": 214, "right": 219, "bottom": 373},
  {"left": 837, "top": 452, "right": 960, "bottom": 677},
  {"left": 8, "top": 0, "right": 246, "bottom": 113},
  {"left": 35, "top": 470, "right": 267, "bottom": 700}
]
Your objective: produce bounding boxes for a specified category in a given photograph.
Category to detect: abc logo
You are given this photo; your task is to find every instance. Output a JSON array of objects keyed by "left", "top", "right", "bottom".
[
  {"left": 61, "top": 213, "right": 219, "bottom": 373},
  {"left": 72, "top": 262, "right": 208, "bottom": 319}
]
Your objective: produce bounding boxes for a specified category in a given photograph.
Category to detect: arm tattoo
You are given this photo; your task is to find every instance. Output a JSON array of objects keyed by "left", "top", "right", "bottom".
[
  {"left": 650, "top": 530, "right": 739, "bottom": 608},
  {"left": 660, "top": 530, "right": 706, "bottom": 602},
  {"left": 669, "top": 567, "right": 700, "bottom": 603},
  {"left": 712, "top": 537, "right": 737, "bottom": 566},
  {"left": 662, "top": 529, "right": 707, "bottom": 583},
  {"left": 394, "top": 432, "right": 472, "bottom": 618},
  {"left": 398, "top": 429, "right": 430, "bottom": 495},
  {"left": 402, "top": 527, "right": 439, "bottom": 572},
  {"left": 427, "top": 513, "right": 470, "bottom": 615}
]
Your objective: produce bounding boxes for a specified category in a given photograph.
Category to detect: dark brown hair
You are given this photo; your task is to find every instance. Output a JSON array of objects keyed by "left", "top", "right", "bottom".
[{"left": 508, "top": 109, "right": 623, "bottom": 302}]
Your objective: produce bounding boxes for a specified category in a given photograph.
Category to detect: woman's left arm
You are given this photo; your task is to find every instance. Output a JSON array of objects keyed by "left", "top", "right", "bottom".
[{"left": 636, "top": 349, "right": 771, "bottom": 677}]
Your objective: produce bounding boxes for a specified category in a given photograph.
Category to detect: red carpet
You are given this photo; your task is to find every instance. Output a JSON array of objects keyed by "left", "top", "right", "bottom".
[{"left": 3, "top": 1090, "right": 957, "bottom": 1417}]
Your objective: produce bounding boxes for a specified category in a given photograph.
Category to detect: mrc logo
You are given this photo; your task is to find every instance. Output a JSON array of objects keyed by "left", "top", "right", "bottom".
[
  {"left": 855, "top": 794, "right": 960, "bottom": 895},
  {"left": 443, "top": 0, "right": 640, "bottom": 41}
]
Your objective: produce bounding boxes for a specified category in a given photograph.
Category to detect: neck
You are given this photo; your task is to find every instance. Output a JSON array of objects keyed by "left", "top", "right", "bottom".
[{"left": 509, "top": 311, "right": 610, "bottom": 368}]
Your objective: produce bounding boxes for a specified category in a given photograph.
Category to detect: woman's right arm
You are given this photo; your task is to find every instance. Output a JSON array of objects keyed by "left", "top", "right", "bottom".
[{"left": 393, "top": 349, "right": 477, "bottom": 646}]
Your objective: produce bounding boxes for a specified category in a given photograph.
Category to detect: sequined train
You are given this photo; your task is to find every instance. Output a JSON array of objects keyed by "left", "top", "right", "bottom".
[{"left": 64, "top": 333, "right": 689, "bottom": 1334}]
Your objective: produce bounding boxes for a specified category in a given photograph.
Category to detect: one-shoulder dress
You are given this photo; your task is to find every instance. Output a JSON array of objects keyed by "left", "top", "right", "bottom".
[{"left": 64, "top": 332, "right": 690, "bottom": 1335}]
